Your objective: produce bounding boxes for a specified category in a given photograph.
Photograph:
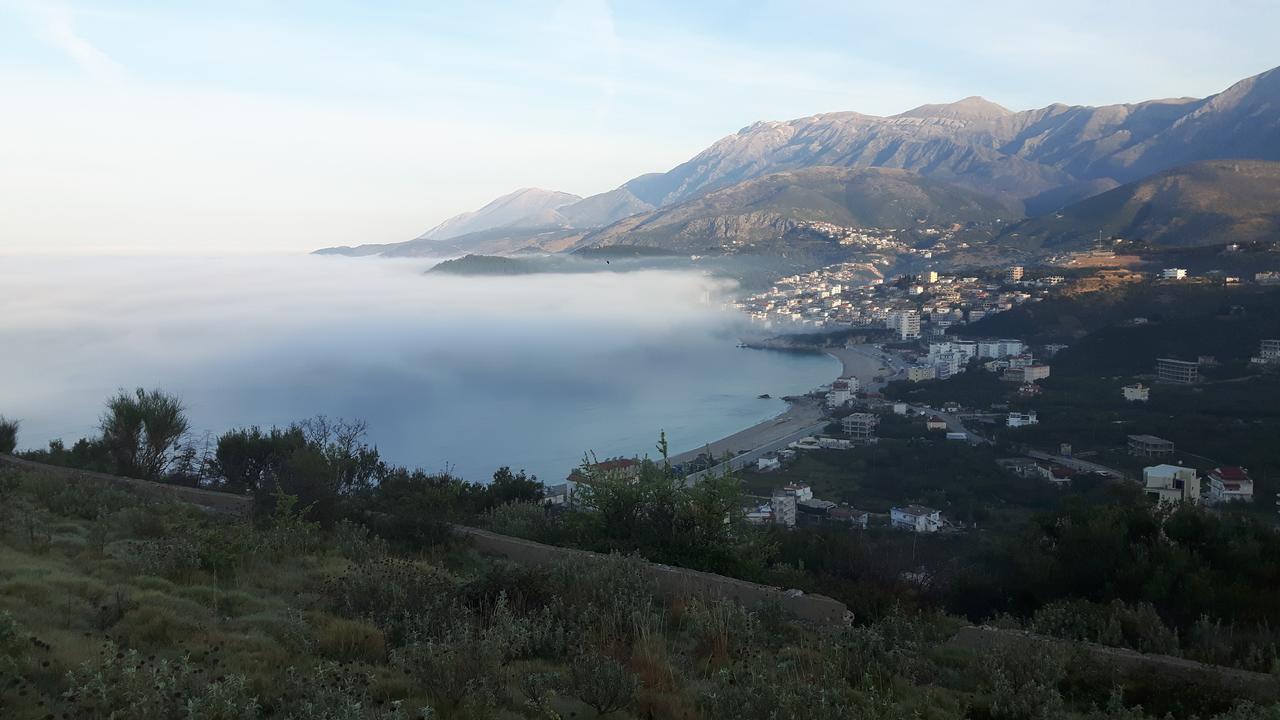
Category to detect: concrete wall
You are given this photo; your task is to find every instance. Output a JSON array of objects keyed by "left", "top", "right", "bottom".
[
  {"left": 951, "top": 626, "right": 1279, "bottom": 702},
  {"left": 451, "top": 525, "right": 850, "bottom": 625}
]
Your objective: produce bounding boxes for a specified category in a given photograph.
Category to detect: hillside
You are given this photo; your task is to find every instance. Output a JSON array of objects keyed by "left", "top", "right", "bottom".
[
  {"left": 608, "top": 66, "right": 1280, "bottom": 212},
  {"left": 994, "top": 160, "right": 1280, "bottom": 250},
  {"left": 416, "top": 188, "right": 582, "bottom": 241},
  {"left": 575, "top": 166, "right": 1018, "bottom": 253}
]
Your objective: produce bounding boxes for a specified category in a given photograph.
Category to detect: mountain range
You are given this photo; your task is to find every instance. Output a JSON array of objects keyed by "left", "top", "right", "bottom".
[{"left": 317, "top": 64, "right": 1280, "bottom": 259}]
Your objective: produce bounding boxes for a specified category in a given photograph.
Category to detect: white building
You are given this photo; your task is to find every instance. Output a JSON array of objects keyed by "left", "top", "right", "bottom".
[
  {"left": 770, "top": 490, "right": 798, "bottom": 527},
  {"left": 887, "top": 310, "right": 921, "bottom": 340},
  {"left": 1206, "top": 467, "right": 1254, "bottom": 504},
  {"left": 826, "top": 377, "right": 859, "bottom": 407},
  {"left": 1250, "top": 339, "right": 1280, "bottom": 366},
  {"left": 757, "top": 456, "right": 781, "bottom": 472},
  {"left": 1143, "top": 464, "right": 1200, "bottom": 506},
  {"left": 1006, "top": 411, "right": 1039, "bottom": 428},
  {"left": 1162, "top": 268, "right": 1188, "bottom": 280},
  {"left": 890, "top": 505, "right": 942, "bottom": 533},
  {"left": 1122, "top": 383, "right": 1150, "bottom": 402},
  {"left": 977, "top": 339, "right": 1025, "bottom": 359}
]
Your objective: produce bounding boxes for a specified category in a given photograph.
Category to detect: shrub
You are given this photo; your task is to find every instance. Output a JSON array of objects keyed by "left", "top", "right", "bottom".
[
  {"left": 396, "top": 627, "right": 503, "bottom": 711},
  {"left": 0, "top": 416, "right": 17, "bottom": 454},
  {"left": 565, "top": 651, "right": 638, "bottom": 716},
  {"left": 274, "top": 662, "right": 428, "bottom": 719},
  {"left": 128, "top": 537, "right": 204, "bottom": 582},
  {"left": 485, "top": 501, "right": 552, "bottom": 541},
  {"left": 61, "top": 643, "right": 259, "bottom": 719},
  {"left": 28, "top": 472, "right": 140, "bottom": 520},
  {"left": 980, "top": 639, "right": 1068, "bottom": 720},
  {"left": 681, "top": 598, "right": 758, "bottom": 665},
  {"left": 314, "top": 616, "right": 387, "bottom": 664},
  {"left": 323, "top": 559, "right": 459, "bottom": 642},
  {"left": 333, "top": 519, "right": 389, "bottom": 562}
]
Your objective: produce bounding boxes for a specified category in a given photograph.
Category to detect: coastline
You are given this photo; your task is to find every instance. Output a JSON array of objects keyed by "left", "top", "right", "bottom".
[{"left": 666, "top": 342, "right": 901, "bottom": 472}]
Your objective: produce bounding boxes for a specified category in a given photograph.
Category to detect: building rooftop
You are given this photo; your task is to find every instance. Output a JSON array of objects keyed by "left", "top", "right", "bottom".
[{"left": 895, "top": 504, "right": 939, "bottom": 516}]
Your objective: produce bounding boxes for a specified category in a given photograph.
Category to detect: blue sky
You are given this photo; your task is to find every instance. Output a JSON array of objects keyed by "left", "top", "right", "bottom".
[{"left": 1, "top": 0, "right": 1277, "bottom": 253}]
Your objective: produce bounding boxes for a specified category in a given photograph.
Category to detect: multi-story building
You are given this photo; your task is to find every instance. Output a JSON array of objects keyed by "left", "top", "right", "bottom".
[
  {"left": 827, "top": 377, "right": 858, "bottom": 407},
  {"left": 906, "top": 365, "right": 936, "bottom": 382},
  {"left": 1128, "top": 434, "right": 1175, "bottom": 458},
  {"left": 769, "top": 489, "right": 798, "bottom": 527},
  {"left": 1143, "top": 464, "right": 1200, "bottom": 506},
  {"left": 1005, "top": 266, "right": 1024, "bottom": 283},
  {"left": 1122, "top": 383, "right": 1150, "bottom": 402},
  {"left": 1162, "top": 268, "right": 1188, "bottom": 280},
  {"left": 977, "top": 339, "right": 1025, "bottom": 359},
  {"left": 842, "top": 413, "right": 879, "bottom": 445},
  {"left": 1156, "top": 358, "right": 1199, "bottom": 384},
  {"left": 1206, "top": 466, "right": 1254, "bottom": 504},
  {"left": 888, "top": 310, "right": 921, "bottom": 340},
  {"left": 1250, "top": 339, "right": 1280, "bottom": 365},
  {"left": 890, "top": 505, "right": 942, "bottom": 533}
]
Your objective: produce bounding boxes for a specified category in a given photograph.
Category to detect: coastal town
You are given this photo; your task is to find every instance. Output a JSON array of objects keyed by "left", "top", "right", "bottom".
[{"left": 549, "top": 258, "right": 1280, "bottom": 535}]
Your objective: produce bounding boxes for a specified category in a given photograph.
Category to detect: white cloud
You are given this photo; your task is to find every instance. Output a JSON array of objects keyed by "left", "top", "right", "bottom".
[{"left": 24, "top": 0, "right": 124, "bottom": 81}]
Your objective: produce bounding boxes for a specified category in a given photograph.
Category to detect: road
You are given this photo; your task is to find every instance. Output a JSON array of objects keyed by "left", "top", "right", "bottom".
[
  {"left": 1026, "top": 450, "right": 1126, "bottom": 479},
  {"left": 680, "top": 419, "right": 830, "bottom": 485}
]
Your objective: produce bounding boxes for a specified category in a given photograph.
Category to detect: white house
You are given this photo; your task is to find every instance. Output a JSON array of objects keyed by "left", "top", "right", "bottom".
[
  {"left": 770, "top": 489, "right": 799, "bottom": 527},
  {"left": 1006, "top": 411, "right": 1038, "bottom": 428},
  {"left": 756, "top": 456, "right": 781, "bottom": 472},
  {"left": 1143, "top": 464, "right": 1200, "bottom": 506},
  {"left": 1206, "top": 466, "right": 1254, "bottom": 504},
  {"left": 827, "top": 377, "right": 859, "bottom": 407},
  {"left": 890, "top": 505, "right": 942, "bottom": 533},
  {"left": 1122, "top": 383, "right": 1150, "bottom": 402}
]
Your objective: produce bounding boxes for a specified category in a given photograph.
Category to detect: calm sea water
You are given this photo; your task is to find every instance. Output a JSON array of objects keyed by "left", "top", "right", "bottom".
[{"left": 0, "top": 255, "right": 837, "bottom": 483}]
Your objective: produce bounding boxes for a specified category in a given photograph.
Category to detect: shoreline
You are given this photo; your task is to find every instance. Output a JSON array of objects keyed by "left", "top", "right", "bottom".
[{"left": 665, "top": 342, "right": 902, "bottom": 472}]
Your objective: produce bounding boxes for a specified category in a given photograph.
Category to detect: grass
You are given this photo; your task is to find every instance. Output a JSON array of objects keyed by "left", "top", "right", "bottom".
[{"left": 0, "top": 464, "right": 1272, "bottom": 719}]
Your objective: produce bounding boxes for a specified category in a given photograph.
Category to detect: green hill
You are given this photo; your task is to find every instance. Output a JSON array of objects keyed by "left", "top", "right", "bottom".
[{"left": 995, "top": 160, "right": 1280, "bottom": 250}]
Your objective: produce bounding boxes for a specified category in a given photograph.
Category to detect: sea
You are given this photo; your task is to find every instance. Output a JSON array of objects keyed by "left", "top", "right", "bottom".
[{"left": 0, "top": 254, "right": 838, "bottom": 484}]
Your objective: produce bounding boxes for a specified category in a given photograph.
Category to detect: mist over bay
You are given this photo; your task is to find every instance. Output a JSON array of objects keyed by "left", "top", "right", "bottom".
[{"left": 0, "top": 254, "right": 836, "bottom": 483}]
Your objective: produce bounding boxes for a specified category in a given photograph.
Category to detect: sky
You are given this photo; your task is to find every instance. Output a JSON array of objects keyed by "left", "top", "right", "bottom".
[{"left": 1, "top": 0, "right": 1276, "bottom": 254}]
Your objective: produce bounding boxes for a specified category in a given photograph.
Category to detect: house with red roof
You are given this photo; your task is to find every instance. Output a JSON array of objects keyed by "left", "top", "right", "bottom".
[{"left": 1206, "top": 466, "right": 1254, "bottom": 504}]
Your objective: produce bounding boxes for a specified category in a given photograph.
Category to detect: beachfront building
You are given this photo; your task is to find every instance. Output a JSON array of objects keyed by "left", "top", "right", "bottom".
[
  {"left": 842, "top": 413, "right": 879, "bottom": 445},
  {"left": 827, "top": 377, "right": 859, "bottom": 407},
  {"left": 891, "top": 505, "right": 942, "bottom": 533},
  {"left": 1157, "top": 358, "right": 1199, "bottom": 384},
  {"left": 1143, "top": 464, "right": 1200, "bottom": 506},
  {"left": 1128, "top": 434, "right": 1175, "bottom": 458},
  {"left": 757, "top": 456, "right": 781, "bottom": 472},
  {"left": 1122, "top": 383, "right": 1150, "bottom": 402},
  {"left": 1206, "top": 466, "right": 1254, "bottom": 504}
]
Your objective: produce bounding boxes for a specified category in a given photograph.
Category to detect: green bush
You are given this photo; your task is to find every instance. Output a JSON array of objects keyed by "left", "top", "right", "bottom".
[
  {"left": 0, "top": 416, "right": 17, "bottom": 454},
  {"left": 62, "top": 643, "right": 259, "bottom": 719},
  {"left": 564, "top": 651, "right": 638, "bottom": 716},
  {"left": 314, "top": 616, "right": 387, "bottom": 664}
]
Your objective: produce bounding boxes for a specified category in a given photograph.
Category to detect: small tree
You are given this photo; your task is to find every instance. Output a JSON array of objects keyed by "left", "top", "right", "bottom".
[
  {"left": 100, "top": 388, "right": 190, "bottom": 480},
  {"left": 566, "top": 652, "right": 638, "bottom": 716},
  {"left": 0, "top": 416, "right": 17, "bottom": 454}
]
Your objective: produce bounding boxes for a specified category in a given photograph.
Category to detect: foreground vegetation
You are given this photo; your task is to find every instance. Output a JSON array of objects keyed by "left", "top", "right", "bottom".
[{"left": 4, "top": 464, "right": 1280, "bottom": 720}]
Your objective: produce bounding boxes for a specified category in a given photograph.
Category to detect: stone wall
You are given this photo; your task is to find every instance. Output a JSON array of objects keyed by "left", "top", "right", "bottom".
[{"left": 451, "top": 525, "right": 850, "bottom": 625}]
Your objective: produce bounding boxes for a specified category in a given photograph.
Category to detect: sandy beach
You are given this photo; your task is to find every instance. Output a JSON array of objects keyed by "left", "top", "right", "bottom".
[
  {"left": 823, "top": 344, "right": 901, "bottom": 391},
  {"left": 668, "top": 395, "right": 827, "bottom": 465}
]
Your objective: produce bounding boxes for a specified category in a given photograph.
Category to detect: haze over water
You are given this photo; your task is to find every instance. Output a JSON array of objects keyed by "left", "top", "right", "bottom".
[{"left": 0, "top": 255, "right": 837, "bottom": 483}]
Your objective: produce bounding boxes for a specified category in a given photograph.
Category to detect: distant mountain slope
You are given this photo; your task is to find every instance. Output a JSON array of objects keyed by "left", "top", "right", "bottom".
[
  {"left": 607, "top": 66, "right": 1279, "bottom": 213},
  {"left": 417, "top": 188, "right": 581, "bottom": 241},
  {"left": 995, "top": 160, "right": 1280, "bottom": 249},
  {"left": 576, "top": 166, "right": 1017, "bottom": 252}
]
